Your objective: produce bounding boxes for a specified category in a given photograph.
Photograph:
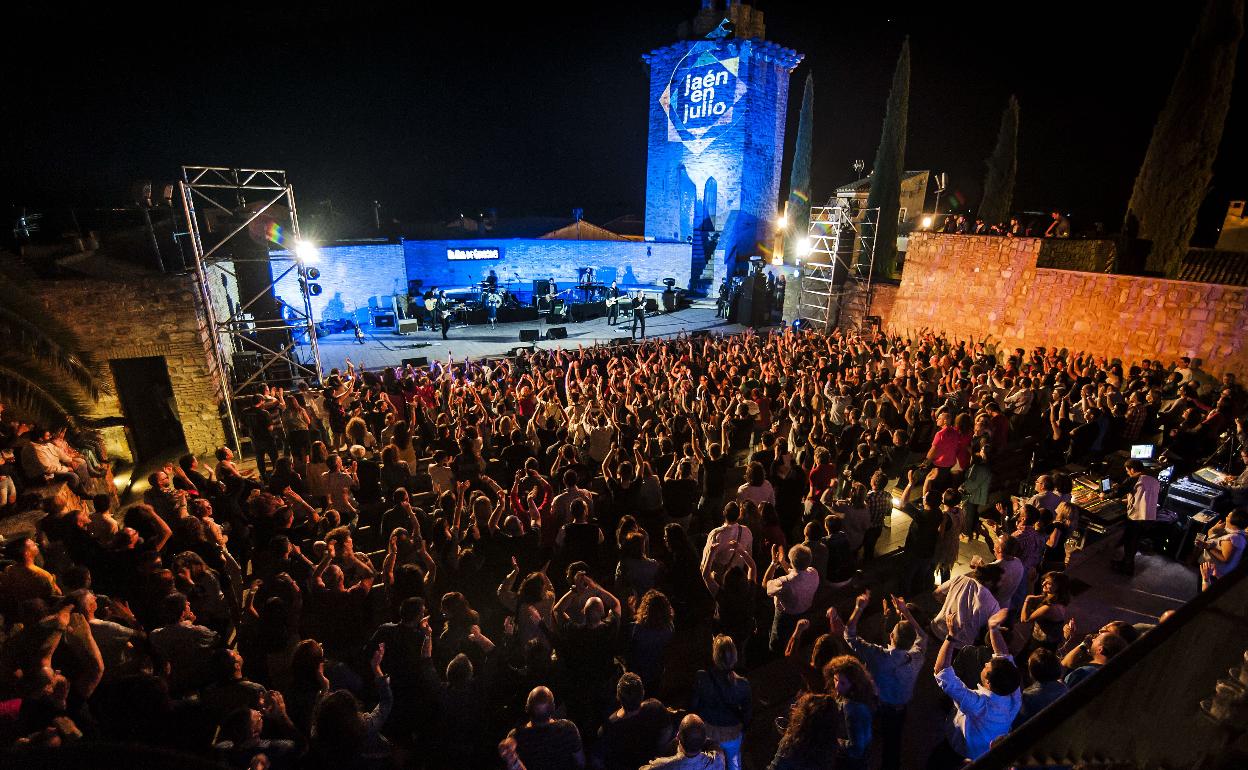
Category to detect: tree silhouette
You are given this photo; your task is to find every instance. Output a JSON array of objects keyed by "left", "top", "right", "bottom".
[
  {"left": 785, "top": 75, "right": 814, "bottom": 261},
  {"left": 978, "top": 95, "right": 1020, "bottom": 227},
  {"left": 867, "top": 39, "right": 910, "bottom": 278},
  {"left": 1123, "top": 0, "right": 1243, "bottom": 276}
]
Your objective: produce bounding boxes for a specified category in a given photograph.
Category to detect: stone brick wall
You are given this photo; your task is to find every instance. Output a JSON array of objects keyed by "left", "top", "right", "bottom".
[
  {"left": 1036, "top": 238, "right": 1117, "bottom": 272},
  {"left": 29, "top": 273, "right": 227, "bottom": 462},
  {"left": 887, "top": 233, "right": 1248, "bottom": 377},
  {"left": 868, "top": 282, "right": 899, "bottom": 326},
  {"left": 403, "top": 239, "right": 694, "bottom": 293}
]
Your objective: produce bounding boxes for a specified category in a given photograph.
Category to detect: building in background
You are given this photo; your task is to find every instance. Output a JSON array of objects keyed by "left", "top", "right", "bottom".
[
  {"left": 642, "top": 1, "right": 803, "bottom": 295},
  {"left": 833, "top": 170, "right": 931, "bottom": 263},
  {"left": 1216, "top": 200, "right": 1248, "bottom": 252}
]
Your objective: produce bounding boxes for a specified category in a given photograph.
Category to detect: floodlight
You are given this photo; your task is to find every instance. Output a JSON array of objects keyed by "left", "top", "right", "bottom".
[{"left": 295, "top": 240, "right": 319, "bottom": 263}]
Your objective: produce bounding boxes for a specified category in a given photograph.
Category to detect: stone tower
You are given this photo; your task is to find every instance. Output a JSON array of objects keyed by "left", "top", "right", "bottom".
[{"left": 643, "top": 1, "right": 803, "bottom": 294}]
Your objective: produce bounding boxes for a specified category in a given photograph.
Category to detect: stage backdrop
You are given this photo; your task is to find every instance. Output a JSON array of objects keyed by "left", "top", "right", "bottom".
[
  {"left": 402, "top": 238, "right": 694, "bottom": 293},
  {"left": 272, "top": 237, "right": 694, "bottom": 325}
]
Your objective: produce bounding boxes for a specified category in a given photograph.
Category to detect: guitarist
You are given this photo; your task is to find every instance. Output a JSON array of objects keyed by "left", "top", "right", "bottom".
[
  {"left": 434, "top": 290, "right": 451, "bottom": 340},
  {"left": 606, "top": 280, "right": 621, "bottom": 326},
  {"left": 422, "top": 288, "right": 437, "bottom": 332}
]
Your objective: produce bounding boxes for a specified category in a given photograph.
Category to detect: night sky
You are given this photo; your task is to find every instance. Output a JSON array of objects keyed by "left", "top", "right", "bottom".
[{"left": 3, "top": 2, "right": 1244, "bottom": 243}]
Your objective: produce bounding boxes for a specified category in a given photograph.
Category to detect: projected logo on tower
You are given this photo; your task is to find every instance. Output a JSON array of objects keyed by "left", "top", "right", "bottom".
[{"left": 659, "top": 43, "right": 747, "bottom": 154}]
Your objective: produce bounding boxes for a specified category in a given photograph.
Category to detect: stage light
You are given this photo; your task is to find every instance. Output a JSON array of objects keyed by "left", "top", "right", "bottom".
[
  {"left": 775, "top": 213, "right": 789, "bottom": 227},
  {"left": 921, "top": 216, "right": 933, "bottom": 229},
  {"left": 295, "top": 240, "right": 319, "bottom": 263},
  {"left": 795, "top": 237, "right": 811, "bottom": 257}
]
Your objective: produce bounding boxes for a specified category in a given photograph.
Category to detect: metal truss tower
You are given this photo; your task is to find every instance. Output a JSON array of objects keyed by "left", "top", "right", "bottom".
[
  {"left": 798, "top": 202, "right": 880, "bottom": 331},
  {"left": 178, "top": 166, "right": 322, "bottom": 450}
]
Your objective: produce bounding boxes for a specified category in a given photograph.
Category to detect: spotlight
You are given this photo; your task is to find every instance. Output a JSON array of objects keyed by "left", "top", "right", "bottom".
[
  {"left": 775, "top": 213, "right": 789, "bottom": 227},
  {"left": 921, "top": 216, "right": 933, "bottom": 229},
  {"left": 795, "top": 238, "right": 811, "bottom": 257},
  {"left": 295, "top": 240, "right": 319, "bottom": 263}
]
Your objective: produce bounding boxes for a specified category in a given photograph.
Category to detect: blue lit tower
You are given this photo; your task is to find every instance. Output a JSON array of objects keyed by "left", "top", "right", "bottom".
[{"left": 642, "top": 1, "right": 803, "bottom": 294}]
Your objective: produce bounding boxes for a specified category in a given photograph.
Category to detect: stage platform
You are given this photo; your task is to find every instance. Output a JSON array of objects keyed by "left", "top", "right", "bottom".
[{"left": 312, "top": 298, "right": 751, "bottom": 372}]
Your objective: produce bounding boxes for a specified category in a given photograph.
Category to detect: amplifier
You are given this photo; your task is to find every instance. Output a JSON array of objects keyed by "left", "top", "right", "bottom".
[
  {"left": 1164, "top": 475, "right": 1222, "bottom": 519},
  {"left": 372, "top": 312, "right": 397, "bottom": 329}
]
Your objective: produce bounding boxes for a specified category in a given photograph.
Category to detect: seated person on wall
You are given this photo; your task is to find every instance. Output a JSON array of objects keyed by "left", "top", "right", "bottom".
[{"left": 20, "top": 425, "right": 89, "bottom": 491}]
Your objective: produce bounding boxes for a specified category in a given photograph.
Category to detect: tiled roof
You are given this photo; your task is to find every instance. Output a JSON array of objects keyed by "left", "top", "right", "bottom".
[
  {"left": 1178, "top": 248, "right": 1248, "bottom": 286},
  {"left": 836, "top": 170, "right": 929, "bottom": 194}
]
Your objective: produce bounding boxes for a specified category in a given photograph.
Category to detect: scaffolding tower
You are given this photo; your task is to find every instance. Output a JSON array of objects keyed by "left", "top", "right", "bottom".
[
  {"left": 178, "top": 166, "right": 323, "bottom": 450},
  {"left": 797, "top": 202, "right": 879, "bottom": 331}
]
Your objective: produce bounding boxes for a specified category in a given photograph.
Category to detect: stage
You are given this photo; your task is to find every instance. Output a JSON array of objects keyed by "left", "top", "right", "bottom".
[{"left": 311, "top": 298, "right": 750, "bottom": 372}]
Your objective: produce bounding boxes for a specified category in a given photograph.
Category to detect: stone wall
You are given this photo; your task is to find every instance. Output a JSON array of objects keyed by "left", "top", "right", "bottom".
[
  {"left": 30, "top": 274, "right": 227, "bottom": 463},
  {"left": 888, "top": 233, "right": 1248, "bottom": 377},
  {"left": 1035, "top": 238, "right": 1117, "bottom": 272},
  {"left": 868, "top": 282, "right": 899, "bottom": 327}
]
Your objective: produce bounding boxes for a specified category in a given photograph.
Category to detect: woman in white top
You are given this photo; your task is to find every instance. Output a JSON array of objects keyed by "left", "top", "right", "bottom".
[
  {"left": 736, "top": 461, "right": 776, "bottom": 509},
  {"left": 1202, "top": 509, "right": 1248, "bottom": 581}
]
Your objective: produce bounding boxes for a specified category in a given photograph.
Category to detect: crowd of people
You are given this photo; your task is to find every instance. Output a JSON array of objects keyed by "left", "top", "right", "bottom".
[
  {"left": 1, "top": 325, "right": 1245, "bottom": 770},
  {"left": 936, "top": 211, "right": 1073, "bottom": 239}
]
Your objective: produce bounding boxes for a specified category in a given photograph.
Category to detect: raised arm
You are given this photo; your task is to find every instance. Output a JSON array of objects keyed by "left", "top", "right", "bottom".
[
  {"left": 986, "top": 608, "right": 1010, "bottom": 657},
  {"left": 845, "top": 589, "right": 871, "bottom": 638}
]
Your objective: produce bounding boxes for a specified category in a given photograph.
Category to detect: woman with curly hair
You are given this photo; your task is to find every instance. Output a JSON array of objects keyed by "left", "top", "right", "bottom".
[
  {"left": 768, "top": 693, "right": 839, "bottom": 770},
  {"left": 628, "top": 589, "right": 675, "bottom": 696},
  {"left": 823, "top": 655, "right": 878, "bottom": 770}
]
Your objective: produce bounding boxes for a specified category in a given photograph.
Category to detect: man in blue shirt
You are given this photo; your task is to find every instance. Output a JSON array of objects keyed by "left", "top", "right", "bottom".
[
  {"left": 928, "top": 607, "right": 1021, "bottom": 768},
  {"left": 844, "top": 590, "right": 926, "bottom": 770}
]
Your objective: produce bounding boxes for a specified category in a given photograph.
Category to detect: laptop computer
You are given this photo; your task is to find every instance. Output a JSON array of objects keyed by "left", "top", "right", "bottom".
[{"left": 1130, "top": 444, "right": 1155, "bottom": 460}]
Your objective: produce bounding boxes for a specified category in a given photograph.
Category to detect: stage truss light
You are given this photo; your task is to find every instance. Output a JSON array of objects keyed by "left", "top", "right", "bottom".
[{"left": 295, "top": 240, "right": 320, "bottom": 263}]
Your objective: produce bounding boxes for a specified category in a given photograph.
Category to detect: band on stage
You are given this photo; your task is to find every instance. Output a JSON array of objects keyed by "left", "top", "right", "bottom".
[{"left": 390, "top": 268, "right": 671, "bottom": 340}]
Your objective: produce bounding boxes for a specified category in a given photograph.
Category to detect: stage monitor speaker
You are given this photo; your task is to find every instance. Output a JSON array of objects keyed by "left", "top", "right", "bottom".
[
  {"left": 232, "top": 352, "right": 262, "bottom": 382},
  {"left": 519, "top": 329, "right": 541, "bottom": 343},
  {"left": 545, "top": 326, "right": 568, "bottom": 340},
  {"left": 401, "top": 357, "right": 429, "bottom": 368}
]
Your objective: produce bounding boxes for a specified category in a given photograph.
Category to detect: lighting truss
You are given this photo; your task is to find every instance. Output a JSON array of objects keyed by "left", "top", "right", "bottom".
[
  {"left": 798, "top": 203, "right": 880, "bottom": 331},
  {"left": 178, "top": 166, "right": 323, "bottom": 450}
]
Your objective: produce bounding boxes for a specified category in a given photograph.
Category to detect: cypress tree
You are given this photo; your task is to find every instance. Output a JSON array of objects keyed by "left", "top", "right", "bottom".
[
  {"left": 785, "top": 74, "right": 815, "bottom": 261},
  {"left": 1123, "top": 0, "right": 1243, "bottom": 276},
  {"left": 978, "top": 95, "right": 1020, "bottom": 227},
  {"left": 867, "top": 38, "right": 910, "bottom": 278}
]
